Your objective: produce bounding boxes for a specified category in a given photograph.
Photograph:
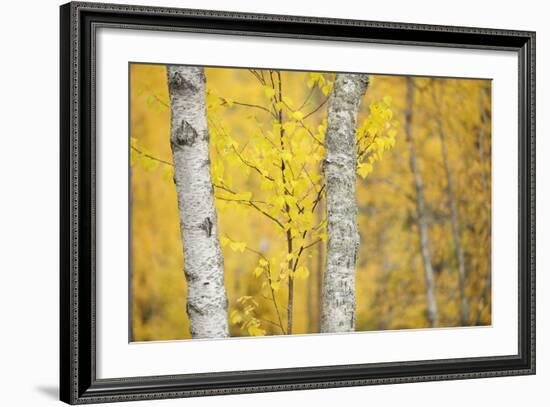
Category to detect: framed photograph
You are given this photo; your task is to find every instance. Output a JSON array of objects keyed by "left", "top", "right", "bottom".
[{"left": 60, "top": 1, "right": 535, "bottom": 404}]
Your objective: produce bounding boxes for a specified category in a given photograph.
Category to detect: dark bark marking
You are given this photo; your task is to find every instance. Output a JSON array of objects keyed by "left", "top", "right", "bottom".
[
  {"left": 169, "top": 71, "right": 198, "bottom": 93},
  {"left": 187, "top": 302, "right": 205, "bottom": 316},
  {"left": 172, "top": 119, "right": 200, "bottom": 147},
  {"left": 199, "top": 217, "right": 213, "bottom": 237}
]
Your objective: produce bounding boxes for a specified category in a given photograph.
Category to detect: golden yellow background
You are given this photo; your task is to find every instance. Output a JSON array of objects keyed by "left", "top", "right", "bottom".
[{"left": 130, "top": 64, "right": 491, "bottom": 341}]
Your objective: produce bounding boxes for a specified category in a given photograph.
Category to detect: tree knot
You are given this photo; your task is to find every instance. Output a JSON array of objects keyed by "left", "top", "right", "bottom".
[
  {"left": 169, "top": 70, "right": 198, "bottom": 93},
  {"left": 171, "top": 119, "right": 200, "bottom": 147},
  {"left": 199, "top": 217, "right": 213, "bottom": 237}
]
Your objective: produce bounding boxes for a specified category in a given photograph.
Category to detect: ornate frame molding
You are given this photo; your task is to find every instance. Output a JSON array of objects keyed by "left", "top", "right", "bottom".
[{"left": 60, "top": 2, "right": 535, "bottom": 404}]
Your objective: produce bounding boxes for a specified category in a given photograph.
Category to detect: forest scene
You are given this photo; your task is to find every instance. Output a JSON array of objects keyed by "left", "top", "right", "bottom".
[{"left": 130, "top": 63, "right": 492, "bottom": 342}]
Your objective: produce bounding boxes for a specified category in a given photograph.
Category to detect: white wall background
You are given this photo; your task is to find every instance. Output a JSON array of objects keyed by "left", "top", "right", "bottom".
[{"left": 0, "top": 0, "right": 546, "bottom": 405}]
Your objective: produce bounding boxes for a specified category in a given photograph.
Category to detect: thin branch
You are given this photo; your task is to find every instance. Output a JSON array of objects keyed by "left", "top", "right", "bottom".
[
  {"left": 223, "top": 234, "right": 269, "bottom": 261},
  {"left": 231, "top": 146, "right": 275, "bottom": 181},
  {"left": 303, "top": 238, "right": 322, "bottom": 251},
  {"left": 357, "top": 134, "right": 378, "bottom": 160},
  {"left": 258, "top": 317, "right": 285, "bottom": 330},
  {"left": 298, "top": 121, "right": 324, "bottom": 146},
  {"left": 215, "top": 196, "right": 273, "bottom": 206},
  {"left": 239, "top": 201, "right": 283, "bottom": 229},
  {"left": 143, "top": 85, "right": 170, "bottom": 109},
  {"left": 269, "top": 70, "right": 277, "bottom": 98},
  {"left": 208, "top": 116, "right": 275, "bottom": 183},
  {"left": 258, "top": 127, "right": 278, "bottom": 149},
  {"left": 230, "top": 99, "right": 276, "bottom": 118},
  {"left": 313, "top": 218, "right": 327, "bottom": 231},
  {"left": 212, "top": 183, "right": 234, "bottom": 194},
  {"left": 225, "top": 233, "right": 286, "bottom": 335},
  {"left": 131, "top": 145, "right": 173, "bottom": 167},
  {"left": 289, "top": 186, "right": 326, "bottom": 279},
  {"left": 311, "top": 185, "right": 326, "bottom": 212},
  {"left": 301, "top": 165, "right": 318, "bottom": 189},
  {"left": 282, "top": 100, "right": 295, "bottom": 112},
  {"left": 303, "top": 97, "right": 329, "bottom": 119},
  {"left": 248, "top": 69, "right": 266, "bottom": 85},
  {"left": 267, "top": 270, "right": 286, "bottom": 335},
  {"left": 213, "top": 184, "right": 284, "bottom": 229},
  {"left": 297, "top": 86, "right": 315, "bottom": 111}
]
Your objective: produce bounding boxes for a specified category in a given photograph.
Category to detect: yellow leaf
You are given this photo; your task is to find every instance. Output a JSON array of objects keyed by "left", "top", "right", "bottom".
[
  {"left": 230, "top": 310, "right": 243, "bottom": 324},
  {"left": 357, "top": 162, "right": 374, "bottom": 179},
  {"left": 272, "top": 123, "right": 282, "bottom": 138},
  {"left": 300, "top": 211, "right": 314, "bottom": 228},
  {"left": 260, "top": 178, "right": 273, "bottom": 191},
  {"left": 141, "top": 156, "right": 159, "bottom": 171},
  {"left": 248, "top": 325, "right": 266, "bottom": 336},
  {"left": 259, "top": 259, "right": 268, "bottom": 267},
  {"left": 161, "top": 165, "right": 174, "bottom": 182},
  {"left": 270, "top": 281, "right": 281, "bottom": 291},
  {"left": 220, "top": 236, "right": 230, "bottom": 247},
  {"left": 321, "top": 82, "right": 333, "bottom": 96},
  {"left": 282, "top": 96, "right": 293, "bottom": 106},
  {"left": 295, "top": 127, "right": 307, "bottom": 142},
  {"left": 253, "top": 267, "right": 264, "bottom": 277},
  {"left": 285, "top": 195, "right": 297, "bottom": 207},
  {"left": 292, "top": 111, "right": 304, "bottom": 120},
  {"left": 295, "top": 266, "right": 310, "bottom": 280},
  {"left": 239, "top": 191, "right": 252, "bottom": 201},
  {"left": 230, "top": 241, "right": 246, "bottom": 253},
  {"left": 274, "top": 195, "right": 286, "bottom": 209},
  {"left": 237, "top": 295, "right": 253, "bottom": 304},
  {"left": 282, "top": 121, "right": 297, "bottom": 135},
  {"left": 263, "top": 86, "right": 276, "bottom": 99}
]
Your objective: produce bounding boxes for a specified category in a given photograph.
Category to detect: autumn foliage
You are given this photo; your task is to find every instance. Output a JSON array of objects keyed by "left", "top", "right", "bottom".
[{"left": 130, "top": 64, "right": 491, "bottom": 341}]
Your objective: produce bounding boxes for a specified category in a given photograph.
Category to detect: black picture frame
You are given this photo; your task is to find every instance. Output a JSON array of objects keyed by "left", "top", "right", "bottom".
[{"left": 60, "top": 1, "right": 536, "bottom": 404}]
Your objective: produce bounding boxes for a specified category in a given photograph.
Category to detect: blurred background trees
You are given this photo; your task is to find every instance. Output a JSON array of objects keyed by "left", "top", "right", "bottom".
[{"left": 130, "top": 64, "right": 491, "bottom": 341}]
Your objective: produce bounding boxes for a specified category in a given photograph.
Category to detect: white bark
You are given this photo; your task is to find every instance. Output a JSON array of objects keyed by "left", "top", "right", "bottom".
[
  {"left": 475, "top": 85, "right": 492, "bottom": 324},
  {"left": 167, "top": 65, "right": 229, "bottom": 339},
  {"left": 321, "top": 74, "right": 369, "bottom": 333},
  {"left": 405, "top": 78, "right": 438, "bottom": 327},
  {"left": 436, "top": 110, "right": 468, "bottom": 325}
]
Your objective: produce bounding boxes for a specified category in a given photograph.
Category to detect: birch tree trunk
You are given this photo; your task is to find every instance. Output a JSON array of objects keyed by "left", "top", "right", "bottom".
[
  {"left": 405, "top": 78, "right": 438, "bottom": 327},
  {"left": 167, "top": 65, "right": 229, "bottom": 339},
  {"left": 475, "top": 84, "right": 492, "bottom": 324},
  {"left": 321, "top": 74, "right": 369, "bottom": 333},
  {"left": 435, "top": 104, "right": 469, "bottom": 325}
]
